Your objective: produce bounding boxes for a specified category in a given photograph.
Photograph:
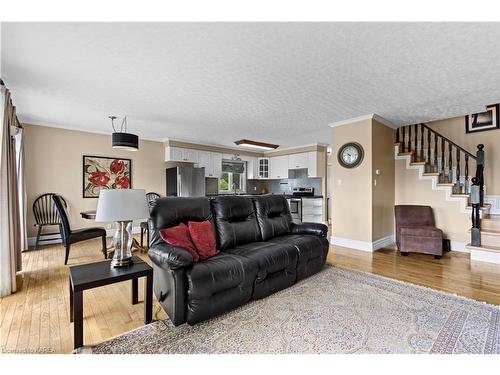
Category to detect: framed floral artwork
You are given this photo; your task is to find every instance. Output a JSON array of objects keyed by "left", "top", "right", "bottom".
[{"left": 82, "top": 155, "right": 132, "bottom": 198}]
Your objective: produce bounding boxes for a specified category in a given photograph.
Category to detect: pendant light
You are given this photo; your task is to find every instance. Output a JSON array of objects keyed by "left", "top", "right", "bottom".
[{"left": 110, "top": 115, "right": 139, "bottom": 151}]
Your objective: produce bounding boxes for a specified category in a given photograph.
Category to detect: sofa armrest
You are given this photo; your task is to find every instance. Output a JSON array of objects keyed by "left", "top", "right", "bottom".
[
  {"left": 291, "top": 222, "right": 328, "bottom": 237},
  {"left": 148, "top": 242, "right": 194, "bottom": 270}
]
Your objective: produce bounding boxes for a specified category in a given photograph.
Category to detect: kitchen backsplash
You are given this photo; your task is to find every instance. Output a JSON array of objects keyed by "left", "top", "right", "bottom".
[{"left": 246, "top": 177, "right": 322, "bottom": 195}]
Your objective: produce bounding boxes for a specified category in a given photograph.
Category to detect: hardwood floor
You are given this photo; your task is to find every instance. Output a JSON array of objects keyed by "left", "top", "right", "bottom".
[{"left": 1, "top": 238, "right": 499, "bottom": 354}]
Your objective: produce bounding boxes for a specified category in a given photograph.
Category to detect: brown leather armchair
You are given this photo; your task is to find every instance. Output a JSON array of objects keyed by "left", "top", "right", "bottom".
[{"left": 394, "top": 205, "right": 443, "bottom": 259}]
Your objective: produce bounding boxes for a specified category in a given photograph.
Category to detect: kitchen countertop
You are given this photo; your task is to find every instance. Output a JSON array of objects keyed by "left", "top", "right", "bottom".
[{"left": 206, "top": 193, "right": 323, "bottom": 199}]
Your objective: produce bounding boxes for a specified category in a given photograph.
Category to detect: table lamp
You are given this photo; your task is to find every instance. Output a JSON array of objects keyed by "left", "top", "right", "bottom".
[{"left": 95, "top": 189, "right": 149, "bottom": 267}]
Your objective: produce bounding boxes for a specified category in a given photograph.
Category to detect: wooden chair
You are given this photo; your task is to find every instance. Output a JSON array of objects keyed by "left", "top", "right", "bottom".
[
  {"left": 140, "top": 192, "right": 161, "bottom": 248},
  {"left": 52, "top": 194, "right": 107, "bottom": 265},
  {"left": 32, "top": 193, "right": 67, "bottom": 249}
]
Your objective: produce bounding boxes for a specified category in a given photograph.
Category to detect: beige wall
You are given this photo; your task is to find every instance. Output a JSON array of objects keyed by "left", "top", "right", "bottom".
[
  {"left": 331, "top": 119, "right": 373, "bottom": 242},
  {"left": 395, "top": 159, "right": 470, "bottom": 243},
  {"left": 371, "top": 120, "right": 395, "bottom": 241},
  {"left": 426, "top": 114, "right": 500, "bottom": 195},
  {"left": 24, "top": 124, "right": 166, "bottom": 237}
]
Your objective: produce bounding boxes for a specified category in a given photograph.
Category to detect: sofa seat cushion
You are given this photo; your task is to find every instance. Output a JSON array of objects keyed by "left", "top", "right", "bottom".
[
  {"left": 186, "top": 253, "right": 258, "bottom": 324},
  {"left": 226, "top": 241, "right": 298, "bottom": 299},
  {"left": 400, "top": 226, "right": 443, "bottom": 238},
  {"left": 267, "top": 234, "right": 329, "bottom": 280}
]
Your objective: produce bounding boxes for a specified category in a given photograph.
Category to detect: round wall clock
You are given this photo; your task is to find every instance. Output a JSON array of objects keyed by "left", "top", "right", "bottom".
[{"left": 337, "top": 142, "right": 364, "bottom": 168}]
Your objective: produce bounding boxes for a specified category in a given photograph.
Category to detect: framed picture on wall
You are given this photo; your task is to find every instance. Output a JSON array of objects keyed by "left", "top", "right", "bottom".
[
  {"left": 82, "top": 155, "right": 132, "bottom": 198},
  {"left": 465, "top": 104, "right": 499, "bottom": 133}
]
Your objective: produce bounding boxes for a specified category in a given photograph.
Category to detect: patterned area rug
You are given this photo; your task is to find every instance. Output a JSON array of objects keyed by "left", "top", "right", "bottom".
[{"left": 90, "top": 266, "right": 500, "bottom": 354}]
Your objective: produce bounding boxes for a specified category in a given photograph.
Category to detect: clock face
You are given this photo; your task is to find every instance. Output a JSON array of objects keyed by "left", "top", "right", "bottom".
[{"left": 338, "top": 142, "right": 364, "bottom": 168}]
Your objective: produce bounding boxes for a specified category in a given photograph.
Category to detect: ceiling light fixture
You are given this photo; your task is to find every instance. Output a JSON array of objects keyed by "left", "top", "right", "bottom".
[
  {"left": 109, "top": 115, "right": 139, "bottom": 151},
  {"left": 234, "top": 139, "right": 279, "bottom": 151}
]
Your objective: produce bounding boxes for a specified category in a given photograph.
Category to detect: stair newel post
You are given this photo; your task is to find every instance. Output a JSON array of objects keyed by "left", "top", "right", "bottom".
[
  {"left": 475, "top": 144, "right": 485, "bottom": 207},
  {"left": 420, "top": 124, "right": 424, "bottom": 162},
  {"left": 455, "top": 148, "right": 461, "bottom": 194},
  {"left": 402, "top": 126, "right": 406, "bottom": 152},
  {"left": 440, "top": 137, "right": 445, "bottom": 182},
  {"left": 433, "top": 132, "right": 438, "bottom": 173},
  {"left": 464, "top": 154, "right": 469, "bottom": 194},
  {"left": 470, "top": 177, "right": 481, "bottom": 247}
]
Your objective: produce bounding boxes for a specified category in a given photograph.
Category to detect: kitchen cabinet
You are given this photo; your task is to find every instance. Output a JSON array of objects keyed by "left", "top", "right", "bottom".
[
  {"left": 270, "top": 155, "right": 289, "bottom": 179},
  {"left": 301, "top": 198, "right": 324, "bottom": 223},
  {"left": 288, "top": 151, "right": 318, "bottom": 177},
  {"left": 165, "top": 147, "right": 199, "bottom": 163},
  {"left": 197, "top": 151, "right": 222, "bottom": 178},
  {"left": 258, "top": 157, "right": 270, "bottom": 179},
  {"left": 241, "top": 156, "right": 258, "bottom": 179}
]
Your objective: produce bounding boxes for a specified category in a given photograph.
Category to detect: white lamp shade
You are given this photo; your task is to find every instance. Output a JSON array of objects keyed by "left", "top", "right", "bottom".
[{"left": 95, "top": 189, "right": 149, "bottom": 222}]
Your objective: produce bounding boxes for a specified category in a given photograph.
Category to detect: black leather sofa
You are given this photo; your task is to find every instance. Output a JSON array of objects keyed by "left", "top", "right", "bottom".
[{"left": 148, "top": 194, "right": 329, "bottom": 326}]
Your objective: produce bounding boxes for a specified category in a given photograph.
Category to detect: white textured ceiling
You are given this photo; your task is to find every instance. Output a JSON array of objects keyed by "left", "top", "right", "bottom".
[{"left": 2, "top": 22, "right": 500, "bottom": 148}]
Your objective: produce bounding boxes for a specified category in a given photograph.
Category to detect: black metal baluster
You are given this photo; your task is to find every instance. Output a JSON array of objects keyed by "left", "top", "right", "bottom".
[
  {"left": 426, "top": 127, "right": 431, "bottom": 171},
  {"left": 420, "top": 124, "right": 424, "bottom": 162},
  {"left": 413, "top": 124, "right": 418, "bottom": 159},
  {"left": 433, "top": 133, "right": 438, "bottom": 173},
  {"left": 441, "top": 138, "right": 445, "bottom": 182},
  {"left": 402, "top": 126, "right": 406, "bottom": 152},
  {"left": 464, "top": 154, "right": 469, "bottom": 194},
  {"left": 470, "top": 177, "right": 481, "bottom": 246},
  {"left": 396, "top": 127, "right": 400, "bottom": 144},
  {"left": 408, "top": 125, "right": 411, "bottom": 153},
  {"left": 456, "top": 148, "right": 461, "bottom": 193},
  {"left": 448, "top": 142, "right": 452, "bottom": 184}
]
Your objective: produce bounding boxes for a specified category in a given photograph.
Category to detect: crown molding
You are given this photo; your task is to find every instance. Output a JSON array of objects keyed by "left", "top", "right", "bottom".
[{"left": 328, "top": 114, "right": 396, "bottom": 129}]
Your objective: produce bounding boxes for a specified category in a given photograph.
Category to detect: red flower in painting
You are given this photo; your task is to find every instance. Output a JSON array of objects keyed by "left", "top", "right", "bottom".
[
  {"left": 113, "top": 176, "right": 130, "bottom": 189},
  {"left": 88, "top": 171, "right": 110, "bottom": 187},
  {"left": 110, "top": 159, "right": 125, "bottom": 175}
]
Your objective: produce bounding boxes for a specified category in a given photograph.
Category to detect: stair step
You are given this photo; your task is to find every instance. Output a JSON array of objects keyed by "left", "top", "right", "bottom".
[
  {"left": 468, "top": 229, "right": 500, "bottom": 247},
  {"left": 467, "top": 243, "right": 500, "bottom": 252},
  {"left": 423, "top": 172, "right": 440, "bottom": 176},
  {"left": 437, "top": 183, "right": 455, "bottom": 187},
  {"left": 467, "top": 242, "right": 500, "bottom": 263},
  {"left": 481, "top": 216, "right": 500, "bottom": 231},
  {"left": 410, "top": 161, "right": 426, "bottom": 166},
  {"left": 450, "top": 193, "right": 470, "bottom": 198}
]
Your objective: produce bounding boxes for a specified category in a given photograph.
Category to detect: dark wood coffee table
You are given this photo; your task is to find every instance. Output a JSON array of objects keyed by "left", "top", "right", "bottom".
[{"left": 68, "top": 256, "right": 153, "bottom": 349}]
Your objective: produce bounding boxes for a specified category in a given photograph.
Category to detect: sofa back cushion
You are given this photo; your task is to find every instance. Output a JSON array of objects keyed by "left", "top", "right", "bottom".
[
  {"left": 150, "top": 197, "right": 212, "bottom": 247},
  {"left": 210, "top": 196, "right": 262, "bottom": 250},
  {"left": 252, "top": 195, "right": 292, "bottom": 241}
]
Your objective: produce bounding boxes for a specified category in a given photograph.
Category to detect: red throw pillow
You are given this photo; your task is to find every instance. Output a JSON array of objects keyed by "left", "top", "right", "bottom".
[
  {"left": 188, "top": 220, "right": 218, "bottom": 260},
  {"left": 159, "top": 223, "right": 199, "bottom": 261}
]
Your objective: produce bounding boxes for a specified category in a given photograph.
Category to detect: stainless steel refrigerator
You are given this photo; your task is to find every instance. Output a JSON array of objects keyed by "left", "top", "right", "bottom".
[{"left": 166, "top": 166, "right": 206, "bottom": 197}]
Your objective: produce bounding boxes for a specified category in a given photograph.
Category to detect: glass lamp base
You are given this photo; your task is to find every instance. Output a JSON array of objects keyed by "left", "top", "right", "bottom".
[{"left": 111, "top": 220, "right": 134, "bottom": 268}]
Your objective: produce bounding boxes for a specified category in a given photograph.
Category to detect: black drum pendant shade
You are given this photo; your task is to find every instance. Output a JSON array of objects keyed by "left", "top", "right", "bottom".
[
  {"left": 112, "top": 132, "right": 139, "bottom": 150},
  {"left": 109, "top": 115, "right": 139, "bottom": 151}
]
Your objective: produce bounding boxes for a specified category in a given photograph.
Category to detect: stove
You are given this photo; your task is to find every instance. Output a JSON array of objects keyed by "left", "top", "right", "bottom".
[{"left": 292, "top": 187, "right": 314, "bottom": 197}]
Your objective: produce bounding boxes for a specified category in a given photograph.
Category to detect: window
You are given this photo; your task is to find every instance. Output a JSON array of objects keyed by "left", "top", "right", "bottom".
[{"left": 219, "top": 161, "right": 245, "bottom": 193}]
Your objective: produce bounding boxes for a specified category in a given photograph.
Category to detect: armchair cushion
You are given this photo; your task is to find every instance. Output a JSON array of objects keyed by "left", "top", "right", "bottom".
[
  {"left": 400, "top": 226, "right": 443, "bottom": 238},
  {"left": 148, "top": 242, "right": 195, "bottom": 270},
  {"left": 291, "top": 222, "right": 328, "bottom": 238}
]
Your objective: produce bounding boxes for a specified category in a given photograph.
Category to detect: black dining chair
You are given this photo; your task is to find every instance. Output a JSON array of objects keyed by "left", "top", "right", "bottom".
[
  {"left": 32, "top": 193, "right": 67, "bottom": 250},
  {"left": 140, "top": 192, "right": 161, "bottom": 248},
  {"left": 52, "top": 194, "right": 107, "bottom": 265}
]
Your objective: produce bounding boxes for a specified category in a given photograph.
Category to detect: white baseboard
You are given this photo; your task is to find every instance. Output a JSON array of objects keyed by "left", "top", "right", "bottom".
[
  {"left": 449, "top": 241, "right": 468, "bottom": 253},
  {"left": 330, "top": 235, "right": 395, "bottom": 252},
  {"left": 27, "top": 226, "right": 143, "bottom": 248}
]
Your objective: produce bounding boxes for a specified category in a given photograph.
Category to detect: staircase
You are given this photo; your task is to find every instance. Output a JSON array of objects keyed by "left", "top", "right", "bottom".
[{"left": 394, "top": 123, "right": 500, "bottom": 264}]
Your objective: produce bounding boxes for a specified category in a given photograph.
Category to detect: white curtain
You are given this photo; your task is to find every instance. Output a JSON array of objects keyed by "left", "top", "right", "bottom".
[{"left": 0, "top": 82, "right": 25, "bottom": 297}]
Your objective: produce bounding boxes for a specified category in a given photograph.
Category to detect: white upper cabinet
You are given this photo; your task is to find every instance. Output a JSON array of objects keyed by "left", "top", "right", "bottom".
[
  {"left": 288, "top": 152, "right": 309, "bottom": 170},
  {"left": 257, "top": 157, "right": 270, "bottom": 179},
  {"left": 270, "top": 155, "right": 289, "bottom": 179},
  {"left": 196, "top": 151, "right": 222, "bottom": 177},
  {"left": 165, "top": 147, "right": 199, "bottom": 163},
  {"left": 240, "top": 156, "right": 258, "bottom": 179},
  {"left": 306, "top": 151, "right": 317, "bottom": 177}
]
